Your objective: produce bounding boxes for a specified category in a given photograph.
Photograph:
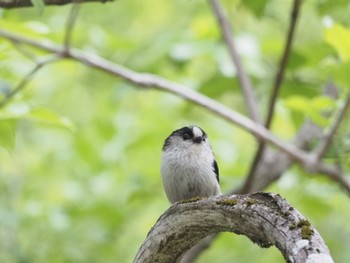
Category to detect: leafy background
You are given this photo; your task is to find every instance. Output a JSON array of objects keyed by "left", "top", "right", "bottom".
[{"left": 1, "top": 0, "right": 350, "bottom": 262}]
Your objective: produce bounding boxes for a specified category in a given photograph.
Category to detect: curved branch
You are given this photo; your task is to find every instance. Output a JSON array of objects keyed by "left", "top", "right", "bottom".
[
  {"left": 0, "top": 0, "right": 111, "bottom": 8},
  {"left": 134, "top": 193, "right": 333, "bottom": 263},
  {"left": 0, "top": 28, "right": 309, "bottom": 162}
]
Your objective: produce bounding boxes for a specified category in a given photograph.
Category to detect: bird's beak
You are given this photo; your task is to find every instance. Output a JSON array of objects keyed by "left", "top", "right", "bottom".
[{"left": 193, "top": 136, "right": 204, "bottom": 144}]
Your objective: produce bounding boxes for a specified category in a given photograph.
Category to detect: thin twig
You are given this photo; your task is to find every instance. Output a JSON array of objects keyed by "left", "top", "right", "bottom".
[
  {"left": 0, "top": 55, "right": 61, "bottom": 108},
  {"left": 209, "top": 0, "right": 260, "bottom": 123},
  {"left": 314, "top": 93, "right": 350, "bottom": 160},
  {"left": 11, "top": 41, "right": 37, "bottom": 61},
  {"left": 265, "top": 0, "right": 301, "bottom": 129},
  {"left": 239, "top": 0, "right": 302, "bottom": 193},
  {"left": 64, "top": 1, "right": 81, "bottom": 52},
  {"left": 307, "top": 161, "right": 350, "bottom": 194},
  {"left": 0, "top": 65, "right": 42, "bottom": 108}
]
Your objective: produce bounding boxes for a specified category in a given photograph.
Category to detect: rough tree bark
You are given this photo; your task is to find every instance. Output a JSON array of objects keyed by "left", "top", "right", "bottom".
[{"left": 134, "top": 193, "right": 334, "bottom": 263}]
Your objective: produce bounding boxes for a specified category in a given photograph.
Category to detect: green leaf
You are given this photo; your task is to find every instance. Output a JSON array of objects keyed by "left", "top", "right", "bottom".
[
  {"left": 281, "top": 80, "right": 318, "bottom": 98},
  {"left": 311, "top": 96, "right": 336, "bottom": 111},
  {"left": 284, "top": 96, "right": 309, "bottom": 112},
  {"left": 329, "top": 61, "right": 350, "bottom": 89},
  {"left": 0, "top": 105, "right": 75, "bottom": 131},
  {"left": 0, "top": 20, "right": 48, "bottom": 37},
  {"left": 190, "top": 15, "right": 219, "bottom": 39},
  {"left": 0, "top": 120, "right": 16, "bottom": 151},
  {"left": 199, "top": 76, "right": 238, "bottom": 97},
  {"left": 288, "top": 51, "right": 307, "bottom": 70},
  {"left": 324, "top": 24, "right": 350, "bottom": 62},
  {"left": 30, "top": 0, "right": 45, "bottom": 15},
  {"left": 285, "top": 95, "right": 334, "bottom": 127},
  {"left": 28, "top": 108, "right": 76, "bottom": 132},
  {"left": 308, "top": 110, "right": 330, "bottom": 127},
  {"left": 74, "top": 133, "right": 100, "bottom": 169},
  {"left": 0, "top": 103, "right": 31, "bottom": 120},
  {"left": 242, "top": 0, "right": 268, "bottom": 17}
]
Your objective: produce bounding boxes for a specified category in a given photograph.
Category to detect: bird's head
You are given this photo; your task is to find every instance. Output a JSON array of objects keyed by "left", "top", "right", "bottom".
[{"left": 162, "top": 125, "right": 209, "bottom": 152}]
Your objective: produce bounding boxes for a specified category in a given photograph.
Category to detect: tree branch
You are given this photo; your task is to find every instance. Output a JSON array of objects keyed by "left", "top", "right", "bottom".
[
  {"left": 134, "top": 193, "right": 334, "bottom": 263},
  {"left": 0, "top": 65, "right": 42, "bottom": 108},
  {"left": 311, "top": 162, "right": 350, "bottom": 194},
  {"left": 314, "top": 93, "right": 350, "bottom": 160},
  {"left": 11, "top": 41, "right": 38, "bottom": 61},
  {"left": 64, "top": 2, "right": 81, "bottom": 52},
  {"left": 0, "top": 55, "right": 60, "bottom": 108},
  {"left": 265, "top": 0, "right": 302, "bottom": 129},
  {"left": 0, "top": 0, "right": 111, "bottom": 8},
  {"left": 0, "top": 28, "right": 309, "bottom": 162},
  {"left": 240, "top": 0, "right": 302, "bottom": 194},
  {"left": 209, "top": 0, "right": 261, "bottom": 123}
]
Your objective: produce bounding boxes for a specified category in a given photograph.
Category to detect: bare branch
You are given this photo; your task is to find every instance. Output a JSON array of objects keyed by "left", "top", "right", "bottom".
[
  {"left": 240, "top": 0, "right": 302, "bottom": 193},
  {"left": 314, "top": 93, "right": 350, "bottom": 160},
  {"left": 265, "top": 0, "right": 302, "bottom": 129},
  {"left": 134, "top": 194, "right": 334, "bottom": 263},
  {"left": 305, "top": 161, "right": 350, "bottom": 194},
  {"left": 0, "top": 65, "right": 42, "bottom": 108},
  {"left": 209, "top": 0, "right": 261, "bottom": 123},
  {"left": 11, "top": 41, "right": 37, "bottom": 61},
  {"left": 64, "top": 2, "right": 81, "bottom": 52},
  {"left": 0, "top": 0, "right": 111, "bottom": 9},
  {"left": 241, "top": 121, "right": 322, "bottom": 193},
  {"left": 0, "top": 28, "right": 309, "bottom": 162}
]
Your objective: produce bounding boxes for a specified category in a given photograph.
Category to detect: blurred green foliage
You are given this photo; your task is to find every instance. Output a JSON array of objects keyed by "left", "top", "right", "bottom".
[{"left": 0, "top": 0, "right": 350, "bottom": 262}]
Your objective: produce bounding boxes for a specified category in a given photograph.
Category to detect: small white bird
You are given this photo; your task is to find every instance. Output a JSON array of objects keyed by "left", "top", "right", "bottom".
[{"left": 161, "top": 125, "right": 221, "bottom": 203}]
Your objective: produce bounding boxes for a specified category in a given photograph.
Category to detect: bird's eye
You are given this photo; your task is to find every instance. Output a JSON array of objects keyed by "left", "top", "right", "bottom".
[{"left": 183, "top": 134, "right": 190, "bottom": 140}]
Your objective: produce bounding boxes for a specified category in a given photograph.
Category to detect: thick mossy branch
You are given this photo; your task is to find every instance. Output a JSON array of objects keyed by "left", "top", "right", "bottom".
[{"left": 134, "top": 193, "right": 334, "bottom": 263}]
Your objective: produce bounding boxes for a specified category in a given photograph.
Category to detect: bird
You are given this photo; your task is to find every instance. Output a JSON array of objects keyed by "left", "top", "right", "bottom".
[{"left": 161, "top": 125, "right": 220, "bottom": 203}]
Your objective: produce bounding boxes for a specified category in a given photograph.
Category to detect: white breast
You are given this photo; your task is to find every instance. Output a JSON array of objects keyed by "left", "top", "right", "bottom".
[{"left": 161, "top": 142, "right": 220, "bottom": 203}]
